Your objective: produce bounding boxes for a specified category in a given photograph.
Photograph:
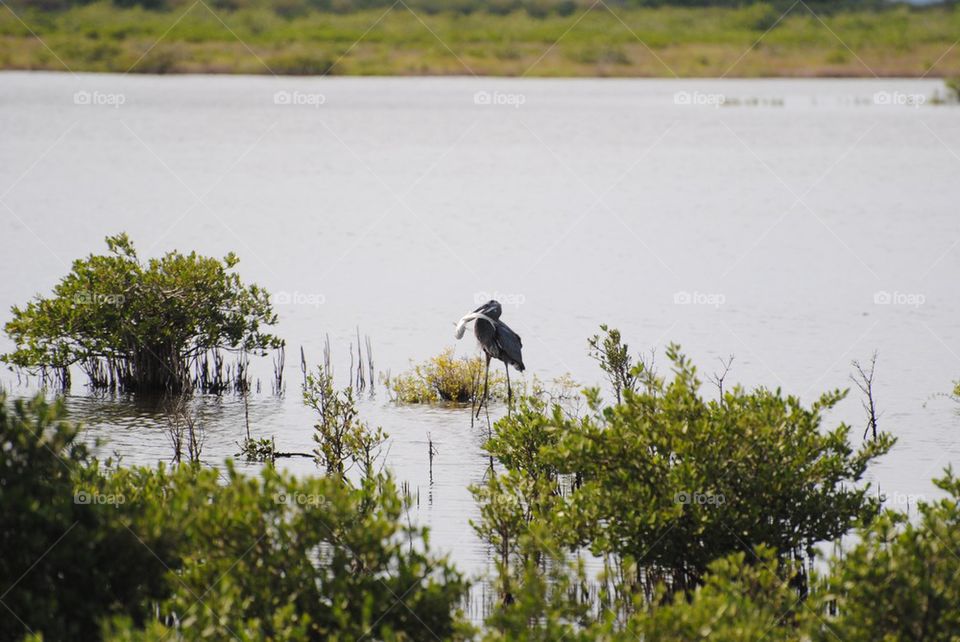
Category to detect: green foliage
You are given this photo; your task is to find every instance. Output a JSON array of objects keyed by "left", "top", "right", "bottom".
[
  {"left": 0, "top": 392, "right": 468, "bottom": 641},
  {"left": 480, "top": 544, "right": 813, "bottom": 641},
  {"left": 476, "top": 334, "right": 894, "bottom": 625},
  {"left": 480, "top": 538, "right": 597, "bottom": 642},
  {"left": 587, "top": 324, "right": 654, "bottom": 403},
  {"left": 105, "top": 462, "right": 469, "bottom": 640},
  {"left": 238, "top": 435, "right": 277, "bottom": 461},
  {"left": 629, "top": 547, "right": 810, "bottom": 642},
  {"left": 821, "top": 469, "right": 960, "bottom": 641},
  {"left": 2, "top": 3, "right": 958, "bottom": 76},
  {"left": 0, "top": 393, "right": 168, "bottom": 641},
  {"left": 390, "top": 347, "right": 504, "bottom": 404},
  {"left": 2, "top": 233, "right": 282, "bottom": 393},
  {"left": 304, "top": 366, "right": 387, "bottom": 478}
]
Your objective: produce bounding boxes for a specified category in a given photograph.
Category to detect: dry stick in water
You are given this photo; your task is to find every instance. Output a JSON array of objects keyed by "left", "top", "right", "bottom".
[
  {"left": 243, "top": 384, "right": 252, "bottom": 443},
  {"left": 348, "top": 342, "right": 354, "bottom": 391},
  {"left": 851, "top": 351, "right": 880, "bottom": 440},
  {"left": 323, "top": 334, "right": 331, "bottom": 374},
  {"left": 355, "top": 327, "right": 365, "bottom": 391},
  {"left": 427, "top": 432, "right": 438, "bottom": 485},
  {"left": 365, "top": 335, "right": 375, "bottom": 397},
  {"left": 273, "top": 344, "right": 285, "bottom": 395},
  {"left": 300, "top": 345, "right": 308, "bottom": 388}
]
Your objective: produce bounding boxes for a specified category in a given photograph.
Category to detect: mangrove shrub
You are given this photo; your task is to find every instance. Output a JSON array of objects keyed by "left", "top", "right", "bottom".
[
  {"left": 0, "top": 392, "right": 469, "bottom": 641},
  {"left": 479, "top": 332, "right": 894, "bottom": 609},
  {"left": 2, "top": 233, "right": 282, "bottom": 393}
]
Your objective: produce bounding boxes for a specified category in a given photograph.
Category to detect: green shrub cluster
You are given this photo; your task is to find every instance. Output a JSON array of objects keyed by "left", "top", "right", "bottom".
[
  {"left": 1, "top": 234, "right": 281, "bottom": 393},
  {"left": 5, "top": 326, "right": 960, "bottom": 640},
  {"left": 389, "top": 347, "right": 505, "bottom": 404},
  {"left": 479, "top": 471, "right": 960, "bottom": 641},
  {"left": 0, "top": 392, "right": 469, "bottom": 641},
  {"left": 472, "top": 328, "right": 934, "bottom": 639}
]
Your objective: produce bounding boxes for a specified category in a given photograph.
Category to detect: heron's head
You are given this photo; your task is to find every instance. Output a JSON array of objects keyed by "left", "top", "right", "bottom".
[{"left": 473, "top": 299, "right": 502, "bottom": 319}]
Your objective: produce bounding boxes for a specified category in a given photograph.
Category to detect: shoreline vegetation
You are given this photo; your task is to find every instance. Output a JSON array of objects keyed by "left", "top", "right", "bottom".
[{"left": 2, "top": 3, "right": 960, "bottom": 76}]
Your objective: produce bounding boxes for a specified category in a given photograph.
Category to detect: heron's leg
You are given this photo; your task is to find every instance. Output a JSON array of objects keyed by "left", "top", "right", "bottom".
[
  {"left": 505, "top": 362, "right": 512, "bottom": 413},
  {"left": 476, "top": 354, "right": 491, "bottom": 419}
]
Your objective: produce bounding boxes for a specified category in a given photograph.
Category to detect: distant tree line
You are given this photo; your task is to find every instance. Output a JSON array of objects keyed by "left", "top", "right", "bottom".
[{"left": 12, "top": 0, "right": 928, "bottom": 16}]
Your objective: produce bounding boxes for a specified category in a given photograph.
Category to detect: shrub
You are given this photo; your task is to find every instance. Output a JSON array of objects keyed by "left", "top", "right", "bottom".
[
  {"left": 0, "top": 393, "right": 168, "bottom": 641},
  {"left": 304, "top": 365, "right": 387, "bottom": 478},
  {"left": 629, "top": 546, "right": 811, "bottom": 642},
  {"left": 390, "top": 347, "right": 505, "bottom": 403},
  {"left": 820, "top": 469, "right": 960, "bottom": 641},
  {"left": 102, "top": 462, "right": 470, "bottom": 640},
  {"left": 480, "top": 545, "right": 810, "bottom": 641},
  {"left": 477, "top": 333, "right": 894, "bottom": 616},
  {"left": 2, "top": 233, "right": 282, "bottom": 393},
  {"left": 0, "top": 392, "right": 469, "bottom": 641},
  {"left": 562, "top": 344, "right": 890, "bottom": 592}
]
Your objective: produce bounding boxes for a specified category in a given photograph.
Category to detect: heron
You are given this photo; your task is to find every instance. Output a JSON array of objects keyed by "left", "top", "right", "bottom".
[{"left": 454, "top": 299, "right": 524, "bottom": 417}]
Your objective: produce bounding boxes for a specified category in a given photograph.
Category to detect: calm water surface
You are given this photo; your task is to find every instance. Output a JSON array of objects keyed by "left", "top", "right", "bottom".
[{"left": 1, "top": 73, "right": 959, "bottom": 578}]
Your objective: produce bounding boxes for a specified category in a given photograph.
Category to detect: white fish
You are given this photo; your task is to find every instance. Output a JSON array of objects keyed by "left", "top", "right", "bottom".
[{"left": 454, "top": 312, "right": 497, "bottom": 339}]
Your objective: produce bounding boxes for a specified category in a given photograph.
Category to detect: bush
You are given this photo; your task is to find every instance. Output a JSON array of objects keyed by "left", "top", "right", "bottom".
[
  {"left": 821, "top": 469, "right": 960, "bottom": 641},
  {"left": 103, "top": 462, "right": 469, "bottom": 640},
  {"left": 304, "top": 365, "right": 387, "bottom": 478},
  {"left": 2, "top": 233, "right": 282, "bottom": 393},
  {"left": 0, "top": 392, "right": 469, "bottom": 641},
  {"left": 390, "top": 347, "right": 504, "bottom": 403},
  {"left": 0, "top": 393, "right": 168, "bottom": 641},
  {"left": 476, "top": 332, "right": 894, "bottom": 616},
  {"left": 629, "top": 546, "right": 808, "bottom": 642}
]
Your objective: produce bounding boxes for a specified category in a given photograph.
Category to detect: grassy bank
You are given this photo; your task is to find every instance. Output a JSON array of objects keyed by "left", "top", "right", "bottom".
[{"left": 1, "top": 3, "right": 959, "bottom": 76}]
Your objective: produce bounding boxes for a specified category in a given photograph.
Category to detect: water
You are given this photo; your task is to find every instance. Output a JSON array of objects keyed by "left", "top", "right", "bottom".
[{"left": 1, "top": 72, "right": 959, "bottom": 579}]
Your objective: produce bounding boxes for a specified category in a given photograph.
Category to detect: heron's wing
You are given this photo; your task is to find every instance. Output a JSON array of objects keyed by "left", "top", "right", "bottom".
[{"left": 495, "top": 320, "right": 525, "bottom": 371}]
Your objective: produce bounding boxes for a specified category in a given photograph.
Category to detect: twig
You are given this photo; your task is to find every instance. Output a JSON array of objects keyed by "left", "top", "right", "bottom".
[{"left": 851, "top": 351, "right": 880, "bottom": 440}]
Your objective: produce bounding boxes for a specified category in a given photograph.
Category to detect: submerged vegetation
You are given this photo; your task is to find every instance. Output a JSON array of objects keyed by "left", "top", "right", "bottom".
[
  {"left": 2, "top": 233, "right": 282, "bottom": 394},
  {"left": 1, "top": 3, "right": 959, "bottom": 76}
]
